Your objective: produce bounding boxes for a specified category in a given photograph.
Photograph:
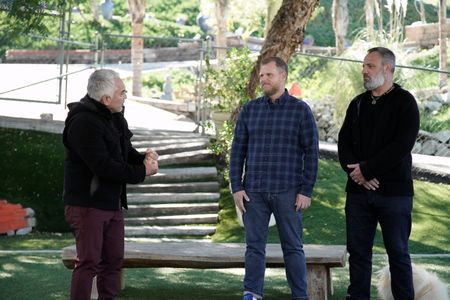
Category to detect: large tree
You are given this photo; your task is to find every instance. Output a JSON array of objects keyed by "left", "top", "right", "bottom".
[
  {"left": 246, "top": 0, "right": 319, "bottom": 99},
  {"left": 332, "top": 0, "right": 349, "bottom": 55},
  {"left": 128, "top": 0, "right": 146, "bottom": 97},
  {"left": 439, "top": 0, "right": 447, "bottom": 90},
  {"left": 214, "top": 0, "right": 229, "bottom": 63}
]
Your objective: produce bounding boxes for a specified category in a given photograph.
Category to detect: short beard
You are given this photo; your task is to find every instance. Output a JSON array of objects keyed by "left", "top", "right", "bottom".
[{"left": 364, "top": 70, "right": 385, "bottom": 90}]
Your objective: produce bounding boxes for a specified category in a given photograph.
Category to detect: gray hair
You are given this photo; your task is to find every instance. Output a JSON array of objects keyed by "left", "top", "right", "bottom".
[
  {"left": 87, "top": 69, "right": 120, "bottom": 101},
  {"left": 367, "top": 47, "right": 396, "bottom": 73}
]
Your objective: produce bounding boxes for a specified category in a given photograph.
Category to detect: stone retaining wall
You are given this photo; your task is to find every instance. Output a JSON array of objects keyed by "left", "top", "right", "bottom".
[{"left": 308, "top": 90, "right": 450, "bottom": 157}]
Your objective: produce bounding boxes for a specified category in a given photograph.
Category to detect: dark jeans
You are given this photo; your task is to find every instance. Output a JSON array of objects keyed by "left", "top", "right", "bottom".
[
  {"left": 65, "top": 205, "right": 124, "bottom": 300},
  {"left": 345, "top": 192, "right": 414, "bottom": 300},
  {"left": 243, "top": 188, "right": 308, "bottom": 300}
]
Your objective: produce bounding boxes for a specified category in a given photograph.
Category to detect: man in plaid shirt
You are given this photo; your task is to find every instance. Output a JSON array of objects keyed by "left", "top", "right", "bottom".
[{"left": 230, "top": 57, "right": 319, "bottom": 300}]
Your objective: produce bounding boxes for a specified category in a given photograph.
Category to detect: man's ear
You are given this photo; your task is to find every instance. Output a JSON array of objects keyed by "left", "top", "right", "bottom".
[{"left": 100, "top": 95, "right": 111, "bottom": 107}]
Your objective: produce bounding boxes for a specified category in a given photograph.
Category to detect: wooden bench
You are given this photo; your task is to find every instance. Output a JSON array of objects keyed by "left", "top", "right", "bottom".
[{"left": 62, "top": 241, "right": 346, "bottom": 300}]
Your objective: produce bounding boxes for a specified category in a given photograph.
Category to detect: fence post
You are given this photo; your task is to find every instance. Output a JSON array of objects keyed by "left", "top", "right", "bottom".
[{"left": 57, "top": 3, "right": 66, "bottom": 105}]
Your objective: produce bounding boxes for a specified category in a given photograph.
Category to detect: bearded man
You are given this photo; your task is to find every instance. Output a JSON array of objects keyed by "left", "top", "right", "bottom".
[
  {"left": 229, "top": 57, "right": 319, "bottom": 300},
  {"left": 338, "top": 47, "right": 420, "bottom": 299}
]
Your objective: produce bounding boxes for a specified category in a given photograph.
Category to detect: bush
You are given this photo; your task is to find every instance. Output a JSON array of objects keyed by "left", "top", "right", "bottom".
[
  {"left": 0, "top": 128, "right": 68, "bottom": 232},
  {"left": 203, "top": 47, "right": 255, "bottom": 113}
]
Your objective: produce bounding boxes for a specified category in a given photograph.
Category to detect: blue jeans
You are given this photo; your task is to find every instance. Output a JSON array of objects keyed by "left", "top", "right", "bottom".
[
  {"left": 345, "top": 192, "right": 414, "bottom": 300},
  {"left": 243, "top": 188, "right": 308, "bottom": 300}
]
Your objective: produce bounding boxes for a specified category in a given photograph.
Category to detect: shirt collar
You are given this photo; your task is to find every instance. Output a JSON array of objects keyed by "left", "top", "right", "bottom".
[{"left": 264, "top": 89, "right": 290, "bottom": 106}]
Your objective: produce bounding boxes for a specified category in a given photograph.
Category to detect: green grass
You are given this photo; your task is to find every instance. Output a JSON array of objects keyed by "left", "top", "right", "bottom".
[
  {"left": 420, "top": 105, "right": 450, "bottom": 132},
  {"left": 0, "top": 130, "right": 449, "bottom": 298},
  {"left": 0, "top": 127, "right": 67, "bottom": 232},
  {"left": 0, "top": 253, "right": 448, "bottom": 300},
  {"left": 214, "top": 160, "right": 450, "bottom": 254}
]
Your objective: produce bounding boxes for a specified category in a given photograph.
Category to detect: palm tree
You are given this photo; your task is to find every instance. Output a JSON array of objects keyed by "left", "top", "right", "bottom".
[
  {"left": 332, "top": 0, "right": 349, "bottom": 55},
  {"left": 215, "top": 0, "right": 229, "bottom": 63},
  {"left": 127, "top": 0, "right": 146, "bottom": 97},
  {"left": 246, "top": 0, "right": 319, "bottom": 99},
  {"left": 438, "top": 0, "right": 448, "bottom": 90}
]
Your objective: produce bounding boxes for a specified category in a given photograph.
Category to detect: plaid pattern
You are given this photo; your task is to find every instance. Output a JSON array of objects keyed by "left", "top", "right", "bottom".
[{"left": 229, "top": 90, "right": 319, "bottom": 197}]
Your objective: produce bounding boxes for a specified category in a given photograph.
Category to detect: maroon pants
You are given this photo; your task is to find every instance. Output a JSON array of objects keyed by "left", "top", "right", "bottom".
[{"left": 65, "top": 205, "right": 124, "bottom": 300}]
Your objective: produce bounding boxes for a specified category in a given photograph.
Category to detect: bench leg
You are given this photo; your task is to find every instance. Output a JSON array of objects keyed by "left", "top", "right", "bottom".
[
  {"left": 90, "top": 271, "right": 125, "bottom": 300},
  {"left": 307, "top": 265, "right": 328, "bottom": 300}
]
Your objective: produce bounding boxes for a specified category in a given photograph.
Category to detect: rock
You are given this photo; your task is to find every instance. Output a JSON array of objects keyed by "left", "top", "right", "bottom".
[
  {"left": 432, "top": 130, "right": 450, "bottom": 144},
  {"left": 435, "top": 144, "right": 450, "bottom": 157},
  {"left": 421, "top": 140, "right": 439, "bottom": 155},
  {"left": 40, "top": 113, "right": 53, "bottom": 121},
  {"left": 424, "top": 101, "right": 442, "bottom": 112},
  {"left": 412, "top": 142, "right": 422, "bottom": 153}
]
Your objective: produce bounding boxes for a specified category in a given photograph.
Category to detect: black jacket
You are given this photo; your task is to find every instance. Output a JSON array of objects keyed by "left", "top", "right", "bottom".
[
  {"left": 338, "top": 84, "right": 420, "bottom": 196},
  {"left": 63, "top": 95, "right": 146, "bottom": 210}
]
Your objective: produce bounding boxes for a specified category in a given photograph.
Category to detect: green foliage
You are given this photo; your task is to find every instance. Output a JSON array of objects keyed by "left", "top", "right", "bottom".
[
  {"left": 304, "top": 0, "right": 449, "bottom": 46},
  {"left": 0, "top": 128, "right": 67, "bottom": 232},
  {"left": 420, "top": 105, "right": 450, "bottom": 132},
  {"left": 209, "top": 121, "right": 234, "bottom": 183},
  {"left": 203, "top": 47, "right": 254, "bottom": 112},
  {"left": 204, "top": 48, "right": 257, "bottom": 183},
  {"left": 131, "top": 68, "right": 197, "bottom": 98},
  {"left": 147, "top": 0, "right": 200, "bottom": 27},
  {"left": 142, "top": 73, "right": 165, "bottom": 92}
]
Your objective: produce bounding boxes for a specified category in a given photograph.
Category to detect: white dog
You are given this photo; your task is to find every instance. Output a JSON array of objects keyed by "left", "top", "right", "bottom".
[{"left": 377, "top": 264, "right": 449, "bottom": 300}]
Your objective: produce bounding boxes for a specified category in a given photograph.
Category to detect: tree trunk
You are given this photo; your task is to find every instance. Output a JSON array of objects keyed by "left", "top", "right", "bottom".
[
  {"left": 246, "top": 0, "right": 319, "bottom": 99},
  {"left": 365, "top": 0, "right": 375, "bottom": 41},
  {"left": 128, "top": 0, "right": 146, "bottom": 97},
  {"left": 91, "top": 0, "right": 99, "bottom": 21},
  {"left": 332, "top": 0, "right": 349, "bottom": 56},
  {"left": 215, "top": 0, "right": 229, "bottom": 63},
  {"left": 265, "top": 0, "right": 282, "bottom": 37},
  {"left": 439, "top": 0, "right": 448, "bottom": 91}
]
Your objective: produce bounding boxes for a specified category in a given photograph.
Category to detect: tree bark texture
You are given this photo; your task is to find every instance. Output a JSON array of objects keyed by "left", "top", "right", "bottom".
[
  {"left": 215, "top": 0, "right": 229, "bottom": 63},
  {"left": 332, "top": 0, "right": 349, "bottom": 56},
  {"left": 438, "top": 0, "right": 448, "bottom": 90},
  {"left": 246, "top": 0, "right": 319, "bottom": 99},
  {"left": 365, "top": 0, "right": 375, "bottom": 41},
  {"left": 128, "top": 0, "right": 146, "bottom": 97}
]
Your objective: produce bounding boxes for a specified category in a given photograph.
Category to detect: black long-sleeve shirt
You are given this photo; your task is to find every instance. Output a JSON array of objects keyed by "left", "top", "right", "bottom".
[{"left": 338, "top": 84, "right": 420, "bottom": 196}]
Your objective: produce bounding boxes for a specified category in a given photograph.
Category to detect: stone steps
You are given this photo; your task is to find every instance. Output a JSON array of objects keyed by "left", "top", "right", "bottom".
[
  {"left": 125, "top": 129, "right": 220, "bottom": 238},
  {"left": 125, "top": 203, "right": 219, "bottom": 217},
  {"left": 143, "top": 167, "right": 217, "bottom": 183},
  {"left": 125, "top": 225, "right": 216, "bottom": 237},
  {"left": 125, "top": 213, "right": 218, "bottom": 226},
  {"left": 127, "top": 181, "right": 220, "bottom": 193},
  {"left": 127, "top": 192, "right": 220, "bottom": 204},
  {"left": 158, "top": 149, "right": 214, "bottom": 167},
  {"left": 135, "top": 140, "right": 210, "bottom": 155}
]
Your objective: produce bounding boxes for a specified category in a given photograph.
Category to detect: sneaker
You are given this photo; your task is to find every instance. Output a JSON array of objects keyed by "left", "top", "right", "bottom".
[{"left": 243, "top": 294, "right": 259, "bottom": 300}]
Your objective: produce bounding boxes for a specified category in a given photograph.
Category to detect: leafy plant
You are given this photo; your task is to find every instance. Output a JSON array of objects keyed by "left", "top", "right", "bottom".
[{"left": 203, "top": 47, "right": 254, "bottom": 113}]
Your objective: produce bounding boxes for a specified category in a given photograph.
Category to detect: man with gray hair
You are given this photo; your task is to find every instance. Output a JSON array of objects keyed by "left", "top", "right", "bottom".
[
  {"left": 63, "top": 69, "right": 158, "bottom": 299},
  {"left": 338, "top": 47, "right": 419, "bottom": 299}
]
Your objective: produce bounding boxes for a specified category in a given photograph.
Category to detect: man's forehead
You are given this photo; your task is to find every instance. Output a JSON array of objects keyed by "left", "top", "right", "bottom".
[
  {"left": 363, "top": 52, "right": 382, "bottom": 64},
  {"left": 260, "top": 62, "right": 279, "bottom": 73}
]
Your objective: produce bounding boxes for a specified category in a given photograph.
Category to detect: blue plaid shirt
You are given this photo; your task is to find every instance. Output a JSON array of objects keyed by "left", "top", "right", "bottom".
[{"left": 229, "top": 90, "right": 319, "bottom": 197}]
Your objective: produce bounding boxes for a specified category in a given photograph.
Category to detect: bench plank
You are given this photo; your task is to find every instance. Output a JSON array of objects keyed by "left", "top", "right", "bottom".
[
  {"left": 62, "top": 242, "right": 346, "bottom": 269},
  {"left": 62, "top": 242, "right": 346, "bottom": 300}
]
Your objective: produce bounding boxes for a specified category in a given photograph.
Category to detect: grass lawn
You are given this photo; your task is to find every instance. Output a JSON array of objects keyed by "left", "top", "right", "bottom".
[
  {"left": 213, "top": 160, "right": 450, "bottom": 254},
  {"left": 0, "top": 253, "right": 448, "bottom": 300},
  {"left": 0, "top": 160, "right": 449, "bottom": 299}
]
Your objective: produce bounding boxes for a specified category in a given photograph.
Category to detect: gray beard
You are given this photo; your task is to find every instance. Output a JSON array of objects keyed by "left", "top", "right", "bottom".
[{"left": 364, "top": 71, "right": 385, "bottom": 90}]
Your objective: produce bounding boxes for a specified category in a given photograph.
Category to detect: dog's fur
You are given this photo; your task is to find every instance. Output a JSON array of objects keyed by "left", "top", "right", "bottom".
[{"left": 377, "top": 264, "right": 449, "bottom": 300}]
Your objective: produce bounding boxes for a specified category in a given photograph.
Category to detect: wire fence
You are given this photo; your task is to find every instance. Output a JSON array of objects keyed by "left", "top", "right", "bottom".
[{"left": 0, "top": 32, "right": 448, "bottom": 157}]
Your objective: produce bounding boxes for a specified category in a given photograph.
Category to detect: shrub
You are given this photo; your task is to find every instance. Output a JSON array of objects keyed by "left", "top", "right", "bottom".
[{"left": 0, "top": 128, "right": 68, "bottom": 232}]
